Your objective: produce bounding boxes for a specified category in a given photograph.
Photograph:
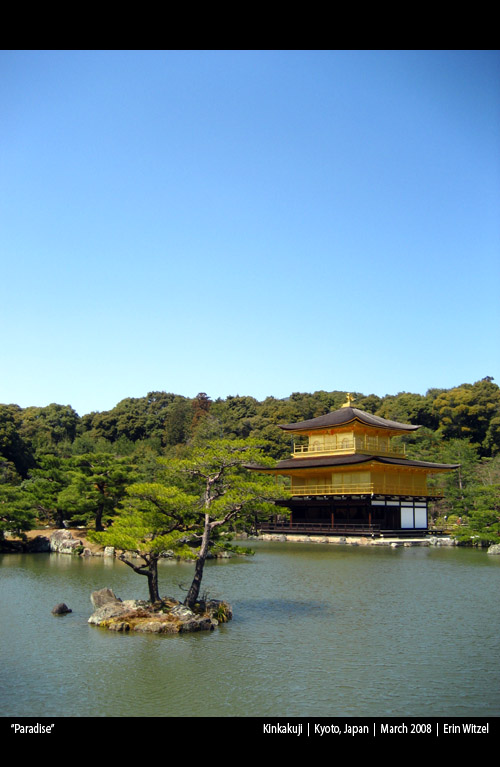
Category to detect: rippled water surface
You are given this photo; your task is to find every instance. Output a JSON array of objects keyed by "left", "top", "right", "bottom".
[{"left": 1, "top": 541, "right": 499, "bottom": 717}]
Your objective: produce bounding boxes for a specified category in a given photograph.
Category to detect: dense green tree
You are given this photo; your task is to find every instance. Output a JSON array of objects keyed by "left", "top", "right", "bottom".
[
  {"left": 452, "top": 484, "right": 500, "bottom": 546},
  {"left": 376, "top": 392, "right": 437, "bottom": 429},
  {"left": 403, "top": 427, "right": 442, "bottom": 461},
  {"left": 354, "top": 394, "right": 382, "bottom": 414},
  {"left": 91, "top": 483, "right": 197, "bottom": 602},
  {"left": 450, "top": 455, "right": 500, "bottom": 545},
  {"left": 22, "top": 453, "right": 73, "bottom": 527},
  {"left": 475, "top": 455, "right": 500, "bottom": 486},
  {"left": 78, "top": 391, "right": 187, "bottom": 446},
  {"left": 161, "top": 439, "right": 288, "bottom": 608},
  {"left": 0, "top": 404, "right": 34, "bottom": 477},
  {"left": 286, "top": 392, "right": 322, "bottom": 422},
  {"left": 163, "top": 398, "right": 193, "bottom": 446},
  {"left": 435, "top": 439, "right": 481, "bottom": 517},
  {"left": 0, "top": 484, "right": 35, "bottom": 541},
  {"left": 60, "top": 453, "right": 135, "bottom": 531},
  {"left": 432, "top": 378, "right": 500, "bottom": 450},
  {"left": 92, "top": 440, "right": 287, "bottom": 605},
  {"left": 0, "top": 448, "right": 35, "bottom": 540},
  {"left": 484, "top": 414, "right": 500, "bottom": 455},
  {"left": 18, "top": 404, "right": 79, "bottom": 450},
  {"left": 210, "top": 396, "right": 259, "bottom": 439},
  {"left": 191, "top": 392, "right": 212, "bottom": 432},
  {"left": 69, "top": 433, "right": 98, "bottom": 455},
  {"left": 0, "top": 457, "right": 21, "bottom": 485}
]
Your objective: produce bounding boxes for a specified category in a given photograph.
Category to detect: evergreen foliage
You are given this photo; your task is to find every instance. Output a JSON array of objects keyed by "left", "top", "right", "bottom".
[
  {"left": 90, "top": 483, "right": 198, "bottom": 602},
  {"left": 91, "top": 439, "right": 286, "bottom": 603},
  {"left": 1, "top": 377, "right": 499, "bottom": 547}
]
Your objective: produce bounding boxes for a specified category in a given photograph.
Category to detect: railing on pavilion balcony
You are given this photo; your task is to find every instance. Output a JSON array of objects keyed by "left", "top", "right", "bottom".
[
  {"left": 258, "top": 519, "right": 383, "bottom": 534},
  {"left": 288, "top": 482, "right": 443, "bottom": 497},
  {"left": 292, "top": 439, "right": 406, "bottom": 459},
  {"left": 258, "top": 519, "right": 443, "bottom": 536}
]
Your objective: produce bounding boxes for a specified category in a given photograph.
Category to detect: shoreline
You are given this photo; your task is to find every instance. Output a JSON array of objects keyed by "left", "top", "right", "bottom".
[
  {"left": 255, "top": 532, "right": 455, "bottom": 547},
  {"left": 0, "top": 527, "right": 103, "bottom": 555},
  {"left": 4, "top": 527, "right": 493, "bottom": 553}
]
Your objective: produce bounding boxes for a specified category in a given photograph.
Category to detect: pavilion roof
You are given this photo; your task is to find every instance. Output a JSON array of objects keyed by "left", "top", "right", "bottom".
[
  {"left": 249, "top": 454, "right": 460, "bottom": 472},
  {"left": 279, "top": 407, "right": 420, "bottom": 433}
]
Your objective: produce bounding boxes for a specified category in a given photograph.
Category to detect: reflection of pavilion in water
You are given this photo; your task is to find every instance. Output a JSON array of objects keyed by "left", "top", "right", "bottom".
[{"left": 250, "top": 395, "right": 459, "bottom": 536}]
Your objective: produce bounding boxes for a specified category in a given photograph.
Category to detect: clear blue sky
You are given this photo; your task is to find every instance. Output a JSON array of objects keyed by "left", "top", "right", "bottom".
[{"left": 1, "top": 50, "right": 499, "bottom": 416}]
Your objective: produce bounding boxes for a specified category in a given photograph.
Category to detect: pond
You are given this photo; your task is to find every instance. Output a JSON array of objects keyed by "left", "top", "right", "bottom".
[{"left": 1, "top": 540, "right": 499, "bottom": 718}]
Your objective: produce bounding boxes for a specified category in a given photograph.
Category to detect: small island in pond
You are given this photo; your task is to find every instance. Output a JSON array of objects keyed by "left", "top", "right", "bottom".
[{"left": 88, "top": 588, "right": 232, "bottom": 633}]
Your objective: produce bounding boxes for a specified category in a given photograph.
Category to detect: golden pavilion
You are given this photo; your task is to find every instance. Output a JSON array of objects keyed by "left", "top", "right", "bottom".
[{"left": 251, "top": 394, "right": 459, "bottom": 535}]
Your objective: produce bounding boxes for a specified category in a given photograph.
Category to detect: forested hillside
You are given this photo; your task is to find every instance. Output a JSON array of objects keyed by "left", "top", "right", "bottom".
[{"left": 1, "top": 378, "right": 499, "bottom": 544}]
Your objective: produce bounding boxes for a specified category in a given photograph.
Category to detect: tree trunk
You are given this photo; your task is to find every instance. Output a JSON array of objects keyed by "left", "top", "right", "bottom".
[
  {"left": 457, "top": 466, "right": 469, "bottom": 514},
  {"left": 147, "top": 558, "right": 160, "bottom": 603},
  {"left": 184, "top": 514, "right": 211, "bottom": 609},
  {"left": 95, "top": 505, "right": 104, "bottom": 532},
  {"left": 120, "top": 554, "right": 160, "bottom": 603}
]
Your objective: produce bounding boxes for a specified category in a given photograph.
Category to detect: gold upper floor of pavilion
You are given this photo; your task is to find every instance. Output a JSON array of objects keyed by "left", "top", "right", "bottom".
[
  {"left": 281, "top": 397, "right": 419, "bottom": 461},
  {"left": 292, "top": 434, "right": 406, "bottom": 458},
  {"left": 247, "top": 397, "right": 460, "bottom": 499}
]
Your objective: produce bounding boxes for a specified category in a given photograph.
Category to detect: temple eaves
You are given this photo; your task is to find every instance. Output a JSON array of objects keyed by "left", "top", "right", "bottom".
[{"left": 278, "top": 406, "right": 421, "bottom": 433}]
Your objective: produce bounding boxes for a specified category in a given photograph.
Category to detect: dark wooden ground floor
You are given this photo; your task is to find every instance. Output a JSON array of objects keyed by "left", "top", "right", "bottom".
[{"left": 260, "top": 495, "right": 431, "bottom": 535}]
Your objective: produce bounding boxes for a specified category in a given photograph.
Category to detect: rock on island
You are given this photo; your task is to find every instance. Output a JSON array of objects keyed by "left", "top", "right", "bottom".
[{"left": 88, "top": 588, "right": 232, "bottom": 634}]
